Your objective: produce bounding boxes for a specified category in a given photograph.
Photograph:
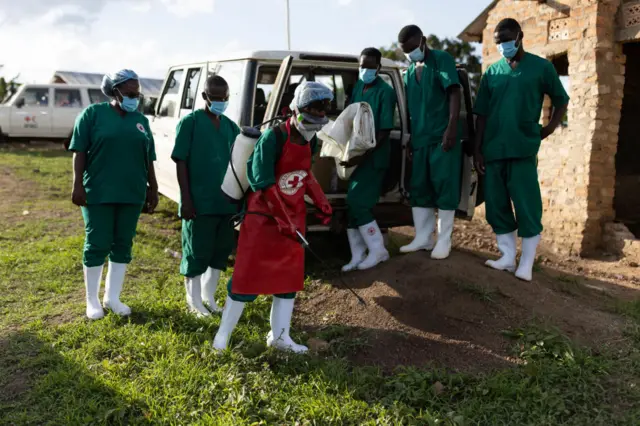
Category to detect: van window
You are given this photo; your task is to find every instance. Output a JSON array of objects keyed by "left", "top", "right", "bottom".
[
  {"left": 315, "top": 73, "right": 346, "bottom": 113},
  {"left": 20, "top": 88, "right": 49, "bottom": 107},
  {"left": 158, "top": 69, "right": 184, "bottom": 117},
  {"left": 181, "top": 67, "right": 202, "bottom": 114},
  {"left": 88, "top": 89, "right": 109, "bottom": 104},
  {"left": 55, "top": 89, "right": 83, "bottom": 108},
  {"left": 215, "top": 61, "right": 244, "bottom": 124}
]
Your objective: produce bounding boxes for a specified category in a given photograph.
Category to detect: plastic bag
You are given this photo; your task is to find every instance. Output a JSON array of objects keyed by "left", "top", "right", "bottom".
[{"left": 317, "top": 102, "right": 376, "bottom": 180}]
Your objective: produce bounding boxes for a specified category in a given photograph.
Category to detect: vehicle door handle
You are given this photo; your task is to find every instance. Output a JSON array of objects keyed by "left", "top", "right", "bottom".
[{"left": 40, "top": 111, "right": 48, "bottom": 115}]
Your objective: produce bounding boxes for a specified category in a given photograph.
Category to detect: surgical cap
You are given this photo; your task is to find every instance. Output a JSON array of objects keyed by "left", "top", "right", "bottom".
[
  {"left": 289, "top": 81, "right": 334, "bottom": 110},
  {"left": 101, "top": 69, "right": 139, "bottom": 97}
]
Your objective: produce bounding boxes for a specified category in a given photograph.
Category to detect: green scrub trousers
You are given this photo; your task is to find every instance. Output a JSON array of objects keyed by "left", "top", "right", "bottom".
[
  {"left": 346, "top": 159, "right": 386, "bottom": 228},
  {"left": 180, "top": 215, "right": 235, "bottom": 277},
  {"left": 410, "top": 141, "right": 461, "bottom": 210},
  {"left": 227, "top": 279, "right": 296, "bottom": 302},
  {"left": 81, "top": 204, "right": 143, "bottom": 267},
  {"left": 484, "top": 156, "right": 543, "bottom": 238}
]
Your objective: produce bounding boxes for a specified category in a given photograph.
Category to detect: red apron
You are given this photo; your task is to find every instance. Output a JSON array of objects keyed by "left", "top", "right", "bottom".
[{"left": 232, "top": 121, "right": 311, "bottom": 295}]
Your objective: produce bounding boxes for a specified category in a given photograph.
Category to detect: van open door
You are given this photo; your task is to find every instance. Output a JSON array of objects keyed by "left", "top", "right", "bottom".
[
  {"left": 261, "top": 55, "right": 294, "bottom": 129},
  {"left": 456, "top": 66, "right": 480, "bottom": 221}
]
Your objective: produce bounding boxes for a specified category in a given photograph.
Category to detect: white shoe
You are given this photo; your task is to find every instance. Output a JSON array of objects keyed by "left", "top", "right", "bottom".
[
  {"left": 185, "top": 275, "right": 211, "bottom": 317},
  {"left": 515, "top": 234, "right": 541, "bottom": 282},
  {"left": 485, "top": 231, "right": 517, "bottom": 272},
  {"left": 431, "top": 210, "right": 455, "bottom": 260},
  {"left": 266, "top": 297, "right": 308, "bottom": 353},
  {"left": 342, "top": 229, "right": 367, "bottom": 272},
  {"left": 84, "top": 265, "right": 104, "bottom": 320},
  {"left": 357, "top": 221, "right": 389, "bottom": 270},
  {"left": 213, "top": 296, "right": 245, "bottom": 350},
  {"left": 400, "top": 207, "right": 436, "bottom": 253},
  {"left": 201, "top": 267, "right": 222, "bottom": 313},
  {"left": 103, "top": 262, "right": 131, "bottom": 316}
]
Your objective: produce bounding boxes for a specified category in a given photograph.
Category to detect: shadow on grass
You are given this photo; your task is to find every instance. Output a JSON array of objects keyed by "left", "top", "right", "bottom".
[{"left": 0, "top": 331, "right": 147, "bottom": 425}]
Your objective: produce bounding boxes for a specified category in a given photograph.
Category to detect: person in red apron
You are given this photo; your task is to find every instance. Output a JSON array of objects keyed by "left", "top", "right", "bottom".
[{"left": 214, "top": 82, "right": 334, "bottom": 353}]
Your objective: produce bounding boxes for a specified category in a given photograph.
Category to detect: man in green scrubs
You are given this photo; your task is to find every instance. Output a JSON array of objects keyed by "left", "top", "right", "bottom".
[
  {"left": 340, "top": 47, "right": 396, "bottom": 272},
  {"left": 397, "top": 25, "right": 463, "bottom": 260},
  {"left": 70, "top": 69, "right": 158, "bottom": 320},
  {"left": 474, "top": 18, "right": 569, "bottom": 282},
  {"left": 172, "top": 75, "right": 240, "bottom": 316}
]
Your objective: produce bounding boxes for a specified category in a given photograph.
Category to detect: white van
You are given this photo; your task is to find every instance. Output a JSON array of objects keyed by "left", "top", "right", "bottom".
[
  {"left": 0, "top": 83, "right": 110, "bottom": 142},
  {"left": 148, "top": 51, "right": 479, "bottom": 232}
]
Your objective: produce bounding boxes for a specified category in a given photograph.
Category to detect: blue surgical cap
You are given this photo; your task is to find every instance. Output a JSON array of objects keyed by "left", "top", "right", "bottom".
[
  {"left": 101, "top": 69, "right": 139, "bottom": 97},
  {"left": 290, "top": 81, "right": 334, "bottom": 110}
]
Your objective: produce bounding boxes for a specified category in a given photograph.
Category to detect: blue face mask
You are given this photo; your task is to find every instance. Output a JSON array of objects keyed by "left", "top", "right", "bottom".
[
  {"left": 359, "top": 68, "right": 377, "bottom": 84},
  {"left": 208, "top": 101, "right": 228, "bottom": 116},
  {"left": 120, "top": 96, "right": 139, "bottom": 112},
  {"left": 405, "top": 46, "right": 425, "bottom": 63},
  {"left": 498, "top": 39, "right": 520, "bottom": 59}
]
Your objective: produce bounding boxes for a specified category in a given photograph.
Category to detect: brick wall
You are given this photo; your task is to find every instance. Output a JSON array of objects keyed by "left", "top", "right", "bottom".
[{"left": 478, "top": 0, "right": 626, "bottom": 256}]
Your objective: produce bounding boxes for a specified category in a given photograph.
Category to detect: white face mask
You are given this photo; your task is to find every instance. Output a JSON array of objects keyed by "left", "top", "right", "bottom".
[{"left": 292, "top": 117, "right": 317, "bottom": 141}]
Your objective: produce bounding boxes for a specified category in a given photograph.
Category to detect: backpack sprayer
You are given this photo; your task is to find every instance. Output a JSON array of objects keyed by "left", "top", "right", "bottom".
[{"left": 222, "top": 117, "right": 367, "bottom": 306}]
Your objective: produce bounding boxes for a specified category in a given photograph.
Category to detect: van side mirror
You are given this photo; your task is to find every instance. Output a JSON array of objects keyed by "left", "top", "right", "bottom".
[{"left": 15, "top": 98, "right": 25, "bottom": 108}]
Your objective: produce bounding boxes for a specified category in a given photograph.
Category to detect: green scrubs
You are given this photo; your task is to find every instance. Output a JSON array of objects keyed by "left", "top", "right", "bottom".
[
  {"left": 69, "top": 103, "right": 155, "bottom": 267},
  {"left": 474, "top": 52, "right": 569, "bottom": 237},
  {"left": 346, "top": 76, "right": 396, "bottom": 228},
  {"left": 405, "top": 49, "right": 462, "bottom": 210},
  {"left": 171, "top": 110, "right": 240, "bottom": 277},
  {"left": 228, "top": 128, "right": 318, "bottom": 302}
]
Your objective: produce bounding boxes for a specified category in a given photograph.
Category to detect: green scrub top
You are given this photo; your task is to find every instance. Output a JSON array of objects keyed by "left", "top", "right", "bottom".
[
  {"left": 404, "top": 49, "right": 461, "bottom": 148},
  {"left": 473, "top": 52, "right": 570, "bottom": 162},
  {"left": 171, "top": 109, "right": 240, "bottom": 216},
  {"left": 69, "top": 102, "right": 156, "bottom": 205},
  {"left": 350, "top": 76, "right": 396, "bottom": 169},
  {"left": 248, "top": 127, "right": 318, "bottom": 191}
]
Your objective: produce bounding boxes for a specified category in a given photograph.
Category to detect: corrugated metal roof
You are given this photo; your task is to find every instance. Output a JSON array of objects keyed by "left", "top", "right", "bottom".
[{"left": 52, "top": 71, "right": 164, "bottom": 98}]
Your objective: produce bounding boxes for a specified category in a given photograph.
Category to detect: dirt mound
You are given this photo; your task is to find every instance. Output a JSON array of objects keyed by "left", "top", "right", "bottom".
[{"left": 298, "top": 233, "right": 636, "bottom": 373}]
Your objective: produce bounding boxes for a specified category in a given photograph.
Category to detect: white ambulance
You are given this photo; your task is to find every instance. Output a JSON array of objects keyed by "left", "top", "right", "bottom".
[
  {"left": 0, "top": 83, "right": 109, "bottom": 143},
  {"left": 148, "top": 51, "right": 480, "bottom": 232}
]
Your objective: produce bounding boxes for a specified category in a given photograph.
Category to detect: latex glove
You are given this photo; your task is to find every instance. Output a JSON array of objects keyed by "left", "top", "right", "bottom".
[
  {"left": 263, "top": 186, "right": 297, "bottom": 238},
  {"left": 305, "top": 173, "right": 332, "bottom": 224}
]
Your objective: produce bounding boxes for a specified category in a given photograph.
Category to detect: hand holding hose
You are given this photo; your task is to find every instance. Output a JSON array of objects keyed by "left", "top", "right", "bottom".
[{"left": 263, "top": 185, "right": 299, "bottom": 239}]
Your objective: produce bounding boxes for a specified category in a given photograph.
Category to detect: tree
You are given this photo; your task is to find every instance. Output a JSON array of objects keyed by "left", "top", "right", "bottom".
[{"left": 379, "top": 35, "right": 482, "bottom": 93}]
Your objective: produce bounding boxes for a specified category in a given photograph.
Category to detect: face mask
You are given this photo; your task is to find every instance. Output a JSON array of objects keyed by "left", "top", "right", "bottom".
[
  {"left": 405, "top": 46, "right": 425, "bottom": 63},
  {"left": 498, "top": 38, "right": 520, "bottom": 59},
  {"left": 120, "top": 96, "right": 139, "bottom": 112},
  {"left": 292, "top": 116, "right": 321, "bottom": 141},
  {"left": 208, "top": 101, "right": 228, "bottom": 116},
  {"left": 359, "top": 68, "right": 377, "bottom": 84}
]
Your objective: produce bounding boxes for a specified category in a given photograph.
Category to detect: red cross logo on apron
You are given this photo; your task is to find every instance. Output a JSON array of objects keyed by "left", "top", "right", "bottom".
[{"left": 278, "top": 170, "right": 308, "bottom": 196}]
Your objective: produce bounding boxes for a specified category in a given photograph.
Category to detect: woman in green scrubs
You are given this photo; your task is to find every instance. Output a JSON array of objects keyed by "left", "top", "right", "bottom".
[
  {"left": 70, "top": 69, "right": 158, "bottom": 320},
  {"left": 473, "top": 18, "right": 569, "bottom": 282},
  {"left": 172, "top": 75, "right": 240, "bottom": 317}
]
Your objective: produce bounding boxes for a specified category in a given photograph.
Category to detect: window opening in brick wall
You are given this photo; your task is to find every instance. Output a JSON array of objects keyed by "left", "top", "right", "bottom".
[
  {"left": 551, "top": 53, "right": 569, "bottom": 127},
  {"left": 614, "top": 42, "right": 640, "bottom": 237}
]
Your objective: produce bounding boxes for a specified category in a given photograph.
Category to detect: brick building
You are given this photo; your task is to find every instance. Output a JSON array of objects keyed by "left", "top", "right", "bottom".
[{"left": 459, "top": 0, "right": 640, "bottom": 259}]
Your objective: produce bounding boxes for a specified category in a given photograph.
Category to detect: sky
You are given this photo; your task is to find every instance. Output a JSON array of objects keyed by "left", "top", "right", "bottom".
[{"left": 0, "top": 0, "right": 491, "bottom": 83}]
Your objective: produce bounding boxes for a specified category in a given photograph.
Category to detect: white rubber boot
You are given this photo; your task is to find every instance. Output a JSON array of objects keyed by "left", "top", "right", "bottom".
[
  {"left": 342, "top": 228, "right": 367, "bottom": 272},
  {"left": 400, "top": 207, "right": 436, "bottom": 253},
  {"left": 485, "top": 231, "right": 517, "bottom": 272},
  {"left": 357, "top": 221, "right": 390, "bottom": 270},
  {"left": 201, "top": 267, "right": 222, "bottom": 313},
  {"left": 185, "top": 275, "right": 211, "bottom": 317},
  {"left": 431, "top": 210, "right": 455, "bottom": 260},
  {"left": 515, "top": 234, "right": 541, "bottom": 282},
  {"left": 213, "top": 296, "right": 245, "bottom": 350},
  {"left": 266, "top": 297, "right": 308, "bottom": 353},
  {"left": 103, "top": 261, "right": 131, "bottom": 316},
  {"left": 84, "top": 265, "right": 104, "bottom": 320}
]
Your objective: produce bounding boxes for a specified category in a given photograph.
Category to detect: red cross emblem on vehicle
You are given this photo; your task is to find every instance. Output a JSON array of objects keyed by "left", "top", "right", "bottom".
[
  {"left": 278, "top": 170, "right": 308, "bottom": 196},
  {"left": 24, "top": 115, "right": 36, "bottom": 123}
]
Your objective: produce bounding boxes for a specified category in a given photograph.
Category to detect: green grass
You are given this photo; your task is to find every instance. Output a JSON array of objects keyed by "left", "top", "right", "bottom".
[{"left": 2, "top": 145, "right": 640, "bottom": 425}]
